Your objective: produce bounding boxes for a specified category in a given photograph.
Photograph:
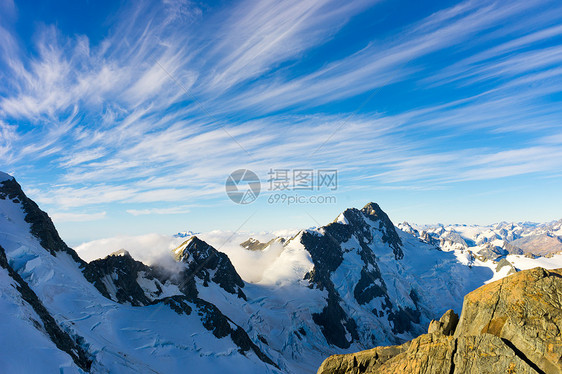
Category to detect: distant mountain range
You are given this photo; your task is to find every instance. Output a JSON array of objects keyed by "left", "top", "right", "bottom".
[
  {"left": 1, "top": 171, "right": 561, "bottom": 373},
  {"left": 399, "top": 219, "right": 562, "bottom": 258}
]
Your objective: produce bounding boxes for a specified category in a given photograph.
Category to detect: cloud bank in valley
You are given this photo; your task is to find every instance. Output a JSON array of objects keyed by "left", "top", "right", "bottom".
[{"left": 75, "top": 229, "right": 301, "bottom": 284}]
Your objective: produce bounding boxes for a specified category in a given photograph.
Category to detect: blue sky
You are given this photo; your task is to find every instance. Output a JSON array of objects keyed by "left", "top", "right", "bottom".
[{"left": 1, "top": 0, "right": 562, "bottom": 245}]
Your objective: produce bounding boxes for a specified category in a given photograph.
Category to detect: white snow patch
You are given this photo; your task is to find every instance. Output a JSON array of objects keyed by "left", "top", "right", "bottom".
[
  {"left": 137, "top": 272, "right": 182, "bottom": 300},
  {"left": 336, "top": 213, "right": 349, "bottom": 225}
]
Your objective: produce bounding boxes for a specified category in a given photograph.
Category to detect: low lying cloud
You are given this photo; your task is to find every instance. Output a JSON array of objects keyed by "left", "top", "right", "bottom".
[
  {"left": 75, "top": 229, "right": 301, "bottom": 283},
  {"left": 75, "top": 233, "right": 185, "bottom": 264},
  {"left": 197, "top": 230, "right": 285, "bottom": 283}
]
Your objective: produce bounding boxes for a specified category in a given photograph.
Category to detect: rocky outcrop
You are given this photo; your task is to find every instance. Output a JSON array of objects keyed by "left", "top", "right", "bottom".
[
  {"left": 427, "top": 309, "right": 458, "bottom": 336},
  {"left": 503, "top": 240, "right": 524, "bottom": 255},
  {"left": 476, "top": 242, "right": 507, "bottom": 261},
  {"left": 240, "top": 237, "right": 269, "bottom": 251},
  {"left": 439, "top": 230, "right": 468, "bottom": 251},
  {"left": 495, "top": 257, "right": 517, "bottom": 274},
  {"left": 318, "top": 267, "right": 562, "bottom": 374},
  {"left": 419, "top": 230, "right": 440, "bottom": 247},
  {"left": 84, "top": 250, "right": 175, "bottom": 306},
  {"left": 174, "top": 236, "right": 247, "bottom": 299},
  {"left": 240, "top": 237, "right": 286, "bottom": 251},
  {"left": 0, "top": 177, "right": 86, "bottom": 266},
  {"left": 455, "top": 267, "right": 562, "bottom": 373}
]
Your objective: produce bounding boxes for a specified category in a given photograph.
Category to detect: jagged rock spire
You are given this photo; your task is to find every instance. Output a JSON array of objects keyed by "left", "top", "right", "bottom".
[
  {"left": 361, "top": 202, "right": 404, "bottom": 260},
  {"left": 173, "top": 236, "right": 246, "bottom": 299}
]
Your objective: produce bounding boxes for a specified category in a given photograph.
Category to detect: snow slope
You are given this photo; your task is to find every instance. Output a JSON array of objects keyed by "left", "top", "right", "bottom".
[
  {"left": 0, "top": 175, "right": 280, "bottom": 373},
  {"left": 0, "top": 264, "right": 82, "bottom": 374},
  {"left": 2, "top": 171, "right": 562, "bottom": 374}
]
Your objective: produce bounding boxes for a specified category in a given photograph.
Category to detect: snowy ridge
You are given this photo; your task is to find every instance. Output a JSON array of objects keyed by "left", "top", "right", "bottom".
[
  {"left": 0, "top": 171, "right": 13, "bottom": 183},
  {"left": 2, "top": 173, "right": 562, "bottom": 373},
  {"left": 0, "top": 177, "right": 280, "bottom": 373}
]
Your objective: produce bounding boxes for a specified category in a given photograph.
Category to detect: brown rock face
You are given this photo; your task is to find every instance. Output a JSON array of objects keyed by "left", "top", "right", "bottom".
[
  {"left": 316, "top": 344, "right": 409, "bottom": 374},
  {"left": 427, "top": 309, "right": 458, "bottom": 336},
  {"left": 456, "top": 267, "right": 562, "bottom": 374},
  {"left": 318, "top": 267, "right": 562, "bottom": 374}
]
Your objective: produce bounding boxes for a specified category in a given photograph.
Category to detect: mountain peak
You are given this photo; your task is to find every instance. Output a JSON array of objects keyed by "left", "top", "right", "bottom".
[
  {"left": 0, "top": 171, "right": 14, "bottom": 183},
  {"left": 0, "top": 175, "right": 85, "bottom": 265},
  {"left": 361, "top": 201, "right": 382, "bottom": 213},
  {"left": 107, "top": 249, "right": 131, "bottom": 258},
  {"left": 361, "top": 202, "right": 391, "bottom": 223},
  {"left": 361, "top": 202, "right": 404, "bottom": 260},
  {"left": 172, "top": 236, "right": 246, "bottom": 299},
  {"left": 173, "top": 236, "right": 212, "bottom": 262},
  {"left": 331, "top": 203, "right": 404, "bottom": 260}
]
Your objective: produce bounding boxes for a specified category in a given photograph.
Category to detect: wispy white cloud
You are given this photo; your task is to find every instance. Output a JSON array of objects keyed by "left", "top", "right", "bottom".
[
  {"left": 32, "top": 185, "right": 136, "bottom": 208},
  {"left": 202, "top": 0, "right": 377, "bottom": 92},
  {"left": 0, "top": 120, "right": 17, "bottom": 163},
  {"left": 0, "top": 0, "right": 561, "bottom": 220},
  {"left": 51, "top": 211, "right": 107, "bottom": 222},
  {"left": 219, "top": 0, "right": 549, "bottom": 113},
  {"left": 126, "top": 205, "right": 191, "bottom": 215}
]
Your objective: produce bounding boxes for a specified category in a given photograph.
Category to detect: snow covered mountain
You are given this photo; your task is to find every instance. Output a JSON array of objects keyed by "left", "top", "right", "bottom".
[
  {"left": 1, "top": 170, "right": 561, "bottom": 373},
  {"left": 0, "top": 172, "right": 278, "bottom": 373},
  {"left": 398, "top": 220, "right": 562, "bottom": 265}
]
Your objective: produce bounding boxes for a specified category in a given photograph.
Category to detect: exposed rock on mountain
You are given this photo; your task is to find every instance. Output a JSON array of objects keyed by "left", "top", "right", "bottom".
[
  {"left": 427, "top": 309, "right": 458, "bottom": 336},
  {"left": 4, "top": 170, "right": 561, "bottom": 374},
  {"left": 240, "top": 237, "right": 287, "bottom": 251},
  {"left": 174, "top": 236, "right": 247, "bottom": 299},
  {"left": 476, "top": 242, "right": 508, "bottom": 261},
  {"left": 362, "top": 203, "right": 404, "bottom": 260},
  {"left": 512, "top": 233, "right": 562, "bottom": 256},
  {"left": 495, "top": 258, "right": 517, "bottom": 274},
  {"left": 84, "top": 249, "right": 178, "bottom": 306},
  {"left": 439, "top": 230, "right": 468, "bottom": 251},
  {"left": 0, "top": 176, "right": 85, "bottom": 265},
  {"left": 241, "top": 238, "right": 268, "bottom": 250},
  {"left": 0, "top": 174, "right": 278, "bottom": 373},
  {"left": 455, "top": 267, "right": 562, "bottom": 373},
  {"left": 301, "top": 203, "right": 419, "bottom": 349},
  {"left": 84, "top": 239, "right": 276, "bottom": 367},
  {"left": 317, "top": 267, "right": 562, "bottom": 374}
]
